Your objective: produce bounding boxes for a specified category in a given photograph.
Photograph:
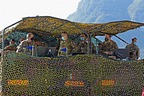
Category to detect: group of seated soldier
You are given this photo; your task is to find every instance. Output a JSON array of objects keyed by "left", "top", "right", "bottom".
[
  {"left": 58, "top": 32, "right": 96, "bottom": 56},
  {"left": 98, "top": 34, "right": 139, "bottom": 60},
  {"left": 55, "top": 32, "right": 139, "bottom": 60},
  {"left": 4, "top": 32, "right": 95, "bottom": 57},
  {"left": 4, "top": 33, "right": 49, "bottom": 57},
  {"left": 3, "top": 32, "right": 140, "bottom": 60}
]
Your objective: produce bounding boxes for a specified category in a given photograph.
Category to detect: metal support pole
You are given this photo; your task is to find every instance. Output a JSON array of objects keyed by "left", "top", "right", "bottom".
[
  {"left": 0, "top": 20, "right": 22, "bottom": 94},
  {"left": 89, "top": 34, "right": 92, "bottom": 54},
  {"left": 1, "top": 20, "right": 22, "bottom": 61},
  {"left": 1, "top": 30, "right": 5, "bottom": 61},
  {"left": 83, "top": 32, "right": 90, "bottom": 54}
]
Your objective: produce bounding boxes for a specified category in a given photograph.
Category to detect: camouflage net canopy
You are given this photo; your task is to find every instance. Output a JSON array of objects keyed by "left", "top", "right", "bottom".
[
  {"left": 10, "top": 16, "right": 144, "bottom": 36},
  {"left": 1, "top": 16, "right": 144, "bottom": 45}
]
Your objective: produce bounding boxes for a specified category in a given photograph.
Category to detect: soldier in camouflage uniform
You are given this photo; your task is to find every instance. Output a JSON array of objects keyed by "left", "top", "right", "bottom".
[
  {"left": 58, "top": 32, "right": 74, "bottom": 56},
  {"left": 16, "top": 33, "right": 35, "bottom": 56},
  {"left": 99, "top": 34, "right": 118, "bottom": 56},
  {"left": 76, "top": 33, "right": 96, "bottom": 54},
  {"left": 125, "top": 37, "right": 140, "bottom": 60},
  {"left": 4, "top": 39, "right": 17, "bottom": 51}
]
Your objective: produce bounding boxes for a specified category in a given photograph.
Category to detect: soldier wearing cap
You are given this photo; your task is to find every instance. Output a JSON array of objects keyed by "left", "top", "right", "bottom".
[
  {"left": 99, "top": 34, "right": 118, "bottom": 56},
  {"left": 76, "top": 33, "right": 96, "bottom": 54},
  {"left": 125, "top": 37, "right": 140, "bottom": 60},
  {"left": 58, "top": 32, "right": 74, "bottom": 56}
]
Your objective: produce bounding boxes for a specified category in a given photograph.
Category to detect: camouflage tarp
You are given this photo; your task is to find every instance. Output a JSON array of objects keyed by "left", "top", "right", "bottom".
[{"left": 5, "top": 16, "right": 144, "bottom": 36}]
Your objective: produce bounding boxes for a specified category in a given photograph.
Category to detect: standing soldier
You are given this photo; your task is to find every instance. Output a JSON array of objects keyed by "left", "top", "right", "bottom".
[
  {"left": 125, "top": 37, "right": 140, "bottom": 60},
  {"left": 99, "top": 34, "right": 118, "bottom": 56},
  {"left": 58, "top": 32, "right": 74, "bottom": 56}
]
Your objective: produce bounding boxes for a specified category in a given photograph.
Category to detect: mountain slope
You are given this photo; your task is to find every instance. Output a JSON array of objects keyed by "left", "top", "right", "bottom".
[
  {"left": 67, "top": 0, "right": 144, "bottom": 58},
  {"left": 67, "top": 0, "right": 144, "bottom": 23}
]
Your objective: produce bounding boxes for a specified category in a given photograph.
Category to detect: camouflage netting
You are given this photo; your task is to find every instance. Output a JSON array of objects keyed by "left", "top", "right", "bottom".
[
  {"left": 14, "top": 16, "right": 144, "bottom": 36},
  {"left": 1, "top": 52, "right": 144, "bottom": 95},
  {"left": 1, "top": 16, "right": 144, "bottom": 96},
  {"left": 1, "top": 16, "right": 144, "bottom": 39}
]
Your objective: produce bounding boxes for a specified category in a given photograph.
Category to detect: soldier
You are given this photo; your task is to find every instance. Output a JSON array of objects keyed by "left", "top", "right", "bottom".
[
  {"left": 32, "top": 38, "right": 48, "bottom": 57},
  {"left": 58, "top": 32, "right": 74, "bottom": 56},
  {"left": 125, "top": 37, "right": 140, "bottom": 60},
  {"left": 19, "top": 38, "right": 25, "bottom": 43},
  {"left": 76, "top": 33, "right": 96, "bottom": 54},
  {"left": 4, "top": 39, "right": 17, "bottom": 51},
  {"left": 16, "top": 33, "right": 35, "bottom": 56},
  {"left": 99, "top": 34, "right": 118, "bottom": 56}
]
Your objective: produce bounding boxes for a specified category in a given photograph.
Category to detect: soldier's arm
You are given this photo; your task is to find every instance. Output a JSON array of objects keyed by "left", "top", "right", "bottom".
[
  {"left": 73, "top": 42, "right": 79, "bottom": 53},
  {"left": 57, "top": 40, "right": 62, "bottom": 56},
  {"left": 4, "top": 46, "right": 10, "bottom": 51},
  {"left": 98, "top": 42, "right": 104, "bottom": 54},
  {"left": 114, "top": 42, "right": 118, "bottom": 49},
  {"left": 16, "top": 41, "right": 25, "bottom": 53},
  {"left": 69, "top": 41, "right": 75, "bottom": 53},
  {"left": 125, "top": 44, "right": 130, "bottom": 49}
]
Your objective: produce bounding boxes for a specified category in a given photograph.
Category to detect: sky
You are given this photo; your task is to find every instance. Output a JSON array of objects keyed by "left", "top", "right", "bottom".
[{"left": 0, "top": 0, "right": 81, "bottom": 30}]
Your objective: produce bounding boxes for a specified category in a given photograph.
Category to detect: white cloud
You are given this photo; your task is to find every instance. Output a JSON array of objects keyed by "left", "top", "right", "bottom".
[{"left": 0, "top": 0, "right": 80, "bottom": 30}]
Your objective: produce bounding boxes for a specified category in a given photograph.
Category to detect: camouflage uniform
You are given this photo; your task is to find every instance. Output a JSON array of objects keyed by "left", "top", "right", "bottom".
[
  {"left": 16, "top": 40, "right": 35, "bottom": 56},
  {"left": 99, "top": 40, "right": 118, "bottom": 55},
  {"left": 76, "top": 41, "right": 96, "bottom": 54},
  {"left": 125, "top": 43, "right": 140, "bottom": 60},
  {"left": 58, "top": 39, "right": 74, "bottom": 56},
  {"left": 4, "top": 44, "right": 17, "bottom": 51}
]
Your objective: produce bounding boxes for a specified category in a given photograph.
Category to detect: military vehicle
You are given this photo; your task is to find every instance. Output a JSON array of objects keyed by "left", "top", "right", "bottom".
[{"left": 1, "top": 16, "right": 144, "bottom": 96}]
